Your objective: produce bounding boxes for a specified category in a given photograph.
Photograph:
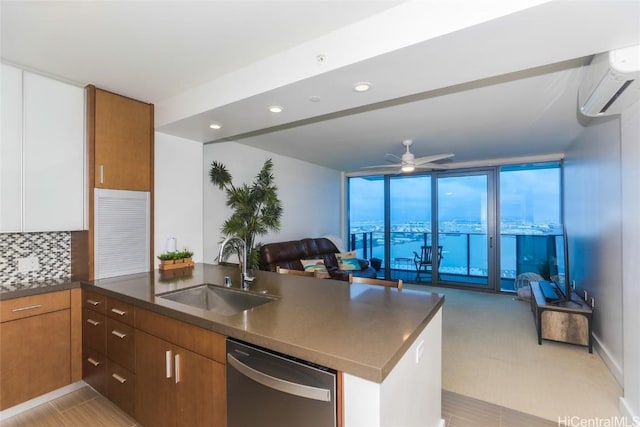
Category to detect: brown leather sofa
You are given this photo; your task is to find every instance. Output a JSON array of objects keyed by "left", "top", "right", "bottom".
[{"left": 259, "top": 237, "right": 377, "bottom": 281}]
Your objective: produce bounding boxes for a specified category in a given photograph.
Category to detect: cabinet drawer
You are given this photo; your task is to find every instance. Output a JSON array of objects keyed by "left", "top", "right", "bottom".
[
  {"left": 107, "top": 359, "right": 135, "bottom": 418},
  {"left": 135, "top": 307, "right": 226, "bottom": 363},
  {"left": 107, "top": 297, "right": 134, "bottom": 326},
  {"left": 82, "top": 309, "right": 106, "bottom": 354},
  {"left": 82, "top": 346, "right": 107, "bottom": 396},
  {"left": 107, "top": 318, "right": 135, "bottom": 371},
  {"left": 1, "top": 290, "right": 69, "bottom": 322},
  {"left": 83, "top": 289, "right": 106, "bottom": 315}
]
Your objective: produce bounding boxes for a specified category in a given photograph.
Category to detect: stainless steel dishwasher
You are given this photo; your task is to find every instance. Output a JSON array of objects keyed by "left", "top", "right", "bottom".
[{"left": 226, "top": 338, "right": 337, "bottom": 427}]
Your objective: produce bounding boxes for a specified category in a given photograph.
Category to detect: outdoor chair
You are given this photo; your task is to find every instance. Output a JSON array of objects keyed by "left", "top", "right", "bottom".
[
  {"left": 413, "top": 245, "right": 443, "bottom": 281},
  {"left": 513, "top": 272, "right": 544, "bottom": 301}
]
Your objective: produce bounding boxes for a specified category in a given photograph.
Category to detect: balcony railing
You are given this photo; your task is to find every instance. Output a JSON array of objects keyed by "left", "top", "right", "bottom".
[{"left": 350, "top": 231, "right": 564, "bottom": 283}]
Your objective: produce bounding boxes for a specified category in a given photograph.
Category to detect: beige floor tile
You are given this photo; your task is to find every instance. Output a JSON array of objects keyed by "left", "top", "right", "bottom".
[
  {"left": 57, "top": 397, "right": 136, "bottom": 427},
  {"left": 501, "top": 407, "right": 557, "bottom": 427},
  {"left": 49, "top": 387, "right": 99, "bottom": 413},
  {"left": 0, "top": 403, "right": 65, "bottom": 427}
]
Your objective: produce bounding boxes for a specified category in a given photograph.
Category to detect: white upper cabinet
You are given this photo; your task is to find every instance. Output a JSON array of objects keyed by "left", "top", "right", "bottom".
[
  {"left": 0, "top": 63, "right": 23, "bottom": 232},
  {"left": 0, "top": 65, "right": 85, "bottom": 232}
]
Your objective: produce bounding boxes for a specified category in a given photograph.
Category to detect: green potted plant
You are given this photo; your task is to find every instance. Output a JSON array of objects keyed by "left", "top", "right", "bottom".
[
  {"left": 209, "top": 158, "right": 282, "bottom": 269},
  {"left": 157, "top": 249, "right": 195, "bottom": 270}
]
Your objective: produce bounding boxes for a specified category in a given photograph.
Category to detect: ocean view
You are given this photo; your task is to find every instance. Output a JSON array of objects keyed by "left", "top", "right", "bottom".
[{"left": 352, "top": 227, "right": 564, "bottom": 279}]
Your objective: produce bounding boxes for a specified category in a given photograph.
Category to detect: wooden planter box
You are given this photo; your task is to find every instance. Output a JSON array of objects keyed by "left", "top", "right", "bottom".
[{"left": 158, "top": 257, "right": 195, "bottom": 271}]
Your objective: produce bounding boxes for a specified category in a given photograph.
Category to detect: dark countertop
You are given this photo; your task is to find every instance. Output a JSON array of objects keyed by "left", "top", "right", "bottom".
[
  {"left": 0, "top": 277, "right": 80, "bottom": 300},
  {"left": 41, "top": 264, "right": 443, "bottom": 383}
]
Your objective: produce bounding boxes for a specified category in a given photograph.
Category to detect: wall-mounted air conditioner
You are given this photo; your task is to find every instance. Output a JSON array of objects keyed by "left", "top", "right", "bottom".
[{"left": 579, "top": 45, "right": 640, "bottom": 117}]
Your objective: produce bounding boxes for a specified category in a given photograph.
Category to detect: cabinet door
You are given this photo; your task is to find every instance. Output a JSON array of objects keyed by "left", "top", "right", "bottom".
[
  {"left": 0, "top": 63, "right": 23, "bottom": 232},
  {"left": 135, "top": 330, "right": 176, "bottom": 427},
  {"left": 23, "top": 71, "right": 85, "bottom": 231},
  {"left": 0, "top": 310, "right": 71, "bottom": 409},
  {"left": 175, "top": 348, "right": 226, "bottom": 427},
  {"left": 94, "top": 89, "right": 152, "bottom": 191}
]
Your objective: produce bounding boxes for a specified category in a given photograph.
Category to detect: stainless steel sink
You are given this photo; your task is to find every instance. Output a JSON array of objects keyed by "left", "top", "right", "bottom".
[{"left": 158, "top": 284, "right": 278, "bottom": 316}]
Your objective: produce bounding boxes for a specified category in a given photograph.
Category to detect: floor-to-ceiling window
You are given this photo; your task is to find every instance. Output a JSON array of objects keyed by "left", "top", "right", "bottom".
[
  {"left": 347, "top": 176, "right": 384, "bottom": 265},
  {"left": 389, "top": 175, "right": 432, "bottom": 282},
  {"left": 499, "top": 162, "right": 564, "bottom": 291},
  {"left": 347, "top": 162, "right": 564, "bottom": 292}
]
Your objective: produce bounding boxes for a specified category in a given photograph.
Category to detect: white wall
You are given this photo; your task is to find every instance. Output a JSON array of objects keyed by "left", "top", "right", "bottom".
[
  {"left": 202, "top": 141, "right": 341, "bottom": 262},
  {"left": 563, "top": 116, "right": 624, "bottom": 383},
  {"left": 154, "top": 132, "right": 204, "bottom": 262},
  {"left": 620, "top": 101, "right": 640, "bottom": 420}
]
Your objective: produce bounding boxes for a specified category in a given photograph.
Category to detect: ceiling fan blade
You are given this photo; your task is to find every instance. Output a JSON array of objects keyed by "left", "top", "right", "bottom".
[
  {"left": 361, "top": 163, "right": 402, "bottom": 170},
  {"left": 415, "top": 163, "right": 450, "bottom": 170},
  {"left": 413, "top": 153, "right": 455, "bottom": 165},
  {"left": 385, "top": 153, "right": 403, "bottom": 162}
]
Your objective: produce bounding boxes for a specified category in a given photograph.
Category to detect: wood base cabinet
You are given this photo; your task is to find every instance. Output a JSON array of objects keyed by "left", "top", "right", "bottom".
[
  {"left": 135, "top": 330, "right": 225, "bottom": 427},
  {"left": 0, "top": 292, "right": 72, "bottom": 410},
  {"left": 82, "top": 289, "right": 136, "bottom": 418}
]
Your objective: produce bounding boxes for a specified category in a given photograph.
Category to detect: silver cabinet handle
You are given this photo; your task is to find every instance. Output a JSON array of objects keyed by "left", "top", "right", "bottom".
[
  {"left": 100, "top": 165, "right": 104, "bottom": 184},
  {"left": 87, "top": 357, "right": 100, "bottom": 367},
  {"left": 175, "top": 354, "right": 181, "bottom": 384},
  {"left": 11, "top": 304, "right": 42, "bottom": 313},
  {"left": 86, "top": 299, "right": 100, "bottom": 306},
  {"left": 111, "top": 373, "right": 127, "bottom": 384},
  {"left": 87, "top": 319, "right": 101, "bottom": 326},
  {"left": 227, "top": 353, "right": 331, "bottom": 402},
  {"left": 111, "top": 330, "right": 126, "bottom": 339},
  {"left": 165, "top": 350, "right": 172, "bottom": 379},
  {"left": 110, "top": 308, "right": 126, "bottom": 316}
]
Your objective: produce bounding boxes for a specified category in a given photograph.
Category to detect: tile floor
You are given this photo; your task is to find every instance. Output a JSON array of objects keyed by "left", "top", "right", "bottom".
[{"left": 0, "top": 386, "right": 555, "bottom": 427}]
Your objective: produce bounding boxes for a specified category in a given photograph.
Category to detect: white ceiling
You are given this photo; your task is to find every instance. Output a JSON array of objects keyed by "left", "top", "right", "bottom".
[{"left": 3, "top": 1, "right": 640, "bottom": 173}]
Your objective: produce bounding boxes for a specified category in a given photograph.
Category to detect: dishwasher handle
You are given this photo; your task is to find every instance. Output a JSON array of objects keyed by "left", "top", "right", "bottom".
[{"left": 227, "top": 352, "right": 331, "bottom": 402}]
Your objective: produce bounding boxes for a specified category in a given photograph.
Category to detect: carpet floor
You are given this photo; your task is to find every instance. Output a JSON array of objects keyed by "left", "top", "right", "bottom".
[{"left": 410, "top": 284, "right": 622, "bottom": 423}]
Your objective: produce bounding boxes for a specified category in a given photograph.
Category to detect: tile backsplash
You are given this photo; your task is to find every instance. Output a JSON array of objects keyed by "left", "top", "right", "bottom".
[{"left": 0, "top": 232, "right": 71, "bottom": 285}]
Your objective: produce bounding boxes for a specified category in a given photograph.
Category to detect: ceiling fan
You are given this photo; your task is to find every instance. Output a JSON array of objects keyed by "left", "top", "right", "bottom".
[{"left": 361, "top": 139, "right": 454, "bottom": 174}]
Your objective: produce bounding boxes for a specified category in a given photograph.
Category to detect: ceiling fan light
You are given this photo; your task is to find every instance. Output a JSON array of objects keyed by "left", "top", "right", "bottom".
[{"left": 401, "top": 164, "right": 415, "bottom": 173}]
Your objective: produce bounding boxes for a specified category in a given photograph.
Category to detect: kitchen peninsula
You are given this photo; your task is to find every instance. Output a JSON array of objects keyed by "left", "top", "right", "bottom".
[{"left": 86, "top": 263, "right": 444, "bottom": 427}]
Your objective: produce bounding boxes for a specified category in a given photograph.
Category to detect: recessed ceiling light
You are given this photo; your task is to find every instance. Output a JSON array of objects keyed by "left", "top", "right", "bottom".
[
  {"left": 269, "top": 106, "right": 283, "bottom": 113},
  {"left": 353, "top": 82, "right": 372, "bottom": 92},
  {"left": 209, "top": 124, "right": 221, "bottom": 130},
  {"left": 309, "top": 96, "right": 321, "bottom": 103}
]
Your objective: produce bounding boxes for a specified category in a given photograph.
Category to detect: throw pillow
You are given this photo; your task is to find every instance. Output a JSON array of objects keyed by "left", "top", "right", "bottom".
[
  {"left": 300, "top": 259, "right": 330, "bottom": 279},
  {"left": 336, "top": 251, "right": 357, "bottom": 260},
  {"left": 338, "top": 257, "right": 361, "bottom": 271},
  {"left": 336, "top": 251, "right": 361, "bottom": 271}
]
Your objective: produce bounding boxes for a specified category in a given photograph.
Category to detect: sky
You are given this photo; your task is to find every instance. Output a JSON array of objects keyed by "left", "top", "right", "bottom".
[{"left": 349, "top": 165, "right": 561, "bottom": 226}]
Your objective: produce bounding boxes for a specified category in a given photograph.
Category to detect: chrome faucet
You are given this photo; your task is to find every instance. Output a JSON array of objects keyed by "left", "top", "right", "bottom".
[{"left": 218, "top": 236, "right": 254, "bottom": 289}]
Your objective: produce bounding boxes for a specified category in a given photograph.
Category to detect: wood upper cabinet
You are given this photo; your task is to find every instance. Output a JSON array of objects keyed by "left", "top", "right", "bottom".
[
  {"left": 0, "top": 291, "right": 72, "bottom": 410},
  {"left": 88, "top": 86, "right": 153, "bottom": 191}
]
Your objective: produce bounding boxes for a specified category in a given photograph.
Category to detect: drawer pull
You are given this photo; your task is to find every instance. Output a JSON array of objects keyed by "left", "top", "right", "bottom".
[
  {"left": 111, "top": 330, "right": 126, "bottom": 339},
  {"left": 87, "top": 357, "right": 100, "bottom": 367},
  {"left": 11, "top": 304, "right": 42, "bottom": 313},
  {"left": 111, "top": 308, "right": 126, "bottom": 316},
  {"left": 86, "top": 318, "right": 101, "bottom": 326},
  {"left": 86, "top": 299, "right": 101, "bottom": 306},
  {"left": 111, "top": 373, "right": 127, "bottom": 384}
]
